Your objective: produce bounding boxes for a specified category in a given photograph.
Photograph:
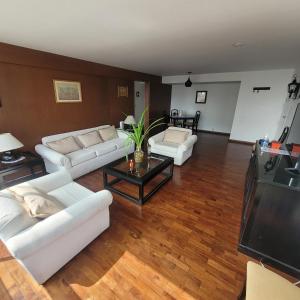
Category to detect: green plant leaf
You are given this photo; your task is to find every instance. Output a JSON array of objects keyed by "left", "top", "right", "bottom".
[{"left": 119, "top": 107, "right": 165, "bottom": 152}]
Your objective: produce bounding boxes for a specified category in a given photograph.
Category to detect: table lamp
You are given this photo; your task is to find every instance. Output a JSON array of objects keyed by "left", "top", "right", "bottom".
[
  {"left": 124, "top": 115, "right": 136, "bottom": 125},
  {"left": 0, "top": 133, "right": 24, "bottom": 163}
]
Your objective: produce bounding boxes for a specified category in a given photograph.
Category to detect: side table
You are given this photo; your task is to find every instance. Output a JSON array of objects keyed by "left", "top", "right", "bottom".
[{"left": 0, "top": 151, "right": 46, "bottom": 189}]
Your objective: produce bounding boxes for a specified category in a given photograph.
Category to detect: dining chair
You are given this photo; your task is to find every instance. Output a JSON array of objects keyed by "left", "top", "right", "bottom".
[
  {"left": 185, "top": 111, "right": 200, "bottom": 133},
  {"left": 168, "top": 109, "right": 179, "bottom": 127}
]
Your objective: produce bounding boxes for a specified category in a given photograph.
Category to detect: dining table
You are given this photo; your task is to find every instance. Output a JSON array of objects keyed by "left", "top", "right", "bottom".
[{"left": 169, "top": 114, "right": 195, "bottom": 127}]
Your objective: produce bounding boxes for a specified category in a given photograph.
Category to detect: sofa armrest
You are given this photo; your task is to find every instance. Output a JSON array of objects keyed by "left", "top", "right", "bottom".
[
  {"left": 6, "top": 190, "right": 113, "bottom": 260},
  {"left": 178, "top": 135, "right": 198, "bottom": 152},
  {"left": 35, "top": 144, "right": 71, "bottom": 168},
  {"left": 117, "top": 129, "right": 129, "bottom": 139},
  {"left": 148, "top": 131, "right": 165, "bottom": 146},
  {"left": 28, "top": 170, "right": 73, "bottom": 193}
]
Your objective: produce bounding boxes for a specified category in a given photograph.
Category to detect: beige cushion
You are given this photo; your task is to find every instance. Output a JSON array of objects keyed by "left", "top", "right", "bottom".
[
  {"left": 163, "top": 129, "right": 188, "bottom": 144},
  {"left": 47, "top": 136, "right": 81, "bottom": 154},
  {"left": 246, "top": 262, "right": 300, "bottom": 300},
  {"left": 99, "top": 126, "right": 118, "bottom": 141},
  {"left": 9, "top": 185, "right": 65, "bottom": 219},
  {"left": 0, "top": 195, "right": 38, "bottom": 240},
  {"left": 77, "top": 131, "right": 103, "bottom": 148}
]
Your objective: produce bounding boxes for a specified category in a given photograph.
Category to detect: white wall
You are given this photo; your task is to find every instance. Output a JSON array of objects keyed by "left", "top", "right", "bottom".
[
  {"left": 134, "top": 81, "right": 145, "bottom": 122},
  {"left": 163, "top": 69, "right": 294, "bottom": 142},
  {"left": 171, "top": 82, "right": 240, "bottom": 133}
]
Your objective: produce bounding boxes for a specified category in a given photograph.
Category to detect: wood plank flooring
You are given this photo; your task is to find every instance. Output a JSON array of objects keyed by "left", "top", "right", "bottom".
[{"left": 0, "top": 133, "right": 260, "bottom": 299}]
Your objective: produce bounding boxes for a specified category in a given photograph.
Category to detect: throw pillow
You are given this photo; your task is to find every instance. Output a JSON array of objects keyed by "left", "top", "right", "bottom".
[
  {"left": 99, "top": 126, "right": 118, "bottom": 141},
  {"left": 0, "top": 196, "right": 38, "bottom": 241},
  {"left": 47, "top": 136, "right": 81, "bottom": 154},
  {"left": 163, "top": 129, "right": 188, "bottom": 144},
  {"left": 8, "top": 185, "right": 65, "bottom": 219},
  {"left": 77, "top": 130, "right": 103, "bottom": 148}
]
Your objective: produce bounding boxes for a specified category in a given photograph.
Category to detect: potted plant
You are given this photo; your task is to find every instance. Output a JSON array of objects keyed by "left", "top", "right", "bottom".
[{"left": 123, "top": 108, "right": 164, "bottom": 163}]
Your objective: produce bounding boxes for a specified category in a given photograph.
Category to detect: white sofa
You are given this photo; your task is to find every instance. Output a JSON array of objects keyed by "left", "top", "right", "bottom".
[
  {"left": 35, "top": 125, "right": 134, "bottom": 179},
  {"left": 0, "top": 170, "right": 113, "bottom": 284},
  {"left": 148, "top": 127, "right": 197, "bottom": 165}
]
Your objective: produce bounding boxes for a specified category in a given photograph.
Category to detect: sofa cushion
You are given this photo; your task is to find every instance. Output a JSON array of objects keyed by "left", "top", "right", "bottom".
[
  {"left": 163, "top": 129, "right": 188, "bottom": 144},
  {"left": 87, "top": 141, "right": 117, "bottom": 157},
  {"left": 99, "top": 126, "right": 118, "bottom": 141},
  {"left": 8, "top": 185, "right": 65, "bottom": 219},
  {"left": 48, "top": 182, "right": 93, "bottom": 207},
  {"left": 153, "top": 141, "right": 180, "bottom": 155},
  {"left": 47, "top": 136, "right": 81, "bottom": 154},
  {"left": 76, "top": 130, "right": 103, "bottom": 148},
  {"left": 66, "top": 149, "right": 97, "bottom": 167},
  {"left": 0, "top": 195, "right": 38, "bottom": 240}
]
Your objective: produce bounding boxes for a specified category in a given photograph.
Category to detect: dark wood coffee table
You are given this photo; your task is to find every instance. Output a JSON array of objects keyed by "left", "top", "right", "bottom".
[{"left": 103, "top": 153, "right": 174, "bottom": 205}]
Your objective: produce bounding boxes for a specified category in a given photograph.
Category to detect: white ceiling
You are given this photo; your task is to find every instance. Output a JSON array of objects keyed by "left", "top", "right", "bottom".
[{"left": 1, "top": 0, "right": 300, "bottom": 76}]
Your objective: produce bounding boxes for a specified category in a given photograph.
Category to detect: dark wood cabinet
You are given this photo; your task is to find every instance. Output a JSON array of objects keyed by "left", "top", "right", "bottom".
[{"left": 239, "top": 143, "right": 300, "bottom": 278}]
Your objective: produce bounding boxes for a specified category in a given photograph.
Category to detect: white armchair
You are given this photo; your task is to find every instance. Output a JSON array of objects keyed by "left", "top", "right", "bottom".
[
  {"left": 0, "top": 170, "right": 113, "bottom": 284},
  {"left": 148, "top": 127, "right": 197, "bottom": 166}
]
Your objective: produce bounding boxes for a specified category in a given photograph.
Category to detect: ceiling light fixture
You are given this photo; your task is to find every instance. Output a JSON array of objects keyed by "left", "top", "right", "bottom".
[{"left": 185, "top": 72, "right": 192, "bottom": 87}]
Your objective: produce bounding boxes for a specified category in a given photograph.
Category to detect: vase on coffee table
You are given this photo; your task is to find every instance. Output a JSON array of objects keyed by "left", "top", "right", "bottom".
[
  {"left": 122, "top": 107, "right": 164, "bottom": 165},
  {"left": 134, "top": 148, "right": 144, "bottom": 163}
]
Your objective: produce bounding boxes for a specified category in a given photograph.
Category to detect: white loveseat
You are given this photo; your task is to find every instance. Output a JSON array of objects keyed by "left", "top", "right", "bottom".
[
  {"left": 148, "top": 127, "right": 197, "bottom": 165},
  {"left": 0, "top": 170, "right": 113, "bottom": 284},
  {"left": 35, "top": 125, "right": 134, "bottom": 179}
]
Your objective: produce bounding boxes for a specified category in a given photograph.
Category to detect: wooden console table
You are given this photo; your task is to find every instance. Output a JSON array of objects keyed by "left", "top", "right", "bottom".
[{"left": 239, "top": 142, "right": 300, "bottom": 278}]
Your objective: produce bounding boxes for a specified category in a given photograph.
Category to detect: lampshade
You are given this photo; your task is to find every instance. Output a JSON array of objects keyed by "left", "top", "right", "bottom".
[
  {"left": 124, "top": 115, "right": 136, "bottom": 125},
  {"left": 0, "top": 133, "right": 24, "bottom": 152}
]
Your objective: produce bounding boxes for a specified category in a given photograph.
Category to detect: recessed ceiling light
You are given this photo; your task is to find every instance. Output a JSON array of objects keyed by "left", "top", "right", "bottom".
[{"left": 232, "top": 42, "right": 246, "bottom": 48}]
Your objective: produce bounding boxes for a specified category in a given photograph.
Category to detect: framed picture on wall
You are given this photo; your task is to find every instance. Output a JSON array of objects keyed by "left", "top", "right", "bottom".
[
  {"left": 53, "top": 80, "right": 82, "bottom": 103},
  {"left": 118, "top": 86, "right": 129, "bottom": 98},
  {"left": 195, "top": 91, "right": 207, "bottom": 104}
]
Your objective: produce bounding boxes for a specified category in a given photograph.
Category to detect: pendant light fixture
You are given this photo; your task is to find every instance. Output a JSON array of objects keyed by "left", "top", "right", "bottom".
[{"left": 185, "top": 72, "right": 192, "bottom": 87}]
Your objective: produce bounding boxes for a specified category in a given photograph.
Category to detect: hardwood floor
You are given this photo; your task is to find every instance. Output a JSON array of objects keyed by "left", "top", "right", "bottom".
[{"left": 0, "top": 133, "right": 255, "bottom": 299}]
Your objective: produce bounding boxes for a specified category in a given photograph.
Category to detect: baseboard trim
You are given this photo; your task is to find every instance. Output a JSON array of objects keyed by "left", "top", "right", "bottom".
[
  {"left": 229, "top": 139, "right": 255, "bottom": 145},
  {"left": 197, "top": 129, "right": 230, "bottom": 136}
]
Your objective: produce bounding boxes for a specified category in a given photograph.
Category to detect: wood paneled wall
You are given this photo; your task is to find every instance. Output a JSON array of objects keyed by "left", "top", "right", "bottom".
[
  {"left": 149, "top": 82, "right": 172, "bottom": 134},
  {"left": 0, "top": 43, "right": 171, "bottom": 150},
  {"left": 150, "top": 82, "right": 172, "bottom": 121}
]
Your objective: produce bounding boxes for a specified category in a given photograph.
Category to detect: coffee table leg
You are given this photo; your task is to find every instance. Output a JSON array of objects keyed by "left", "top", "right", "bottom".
[
  {"left": 138, "top": 185, "right": 144, "bottom": 205},
  {"left": 103, "top": 170, "right": 108, "bottom": 188},
  {"left": 170, "top": 162, "right": 174, "bottom": 177}
]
